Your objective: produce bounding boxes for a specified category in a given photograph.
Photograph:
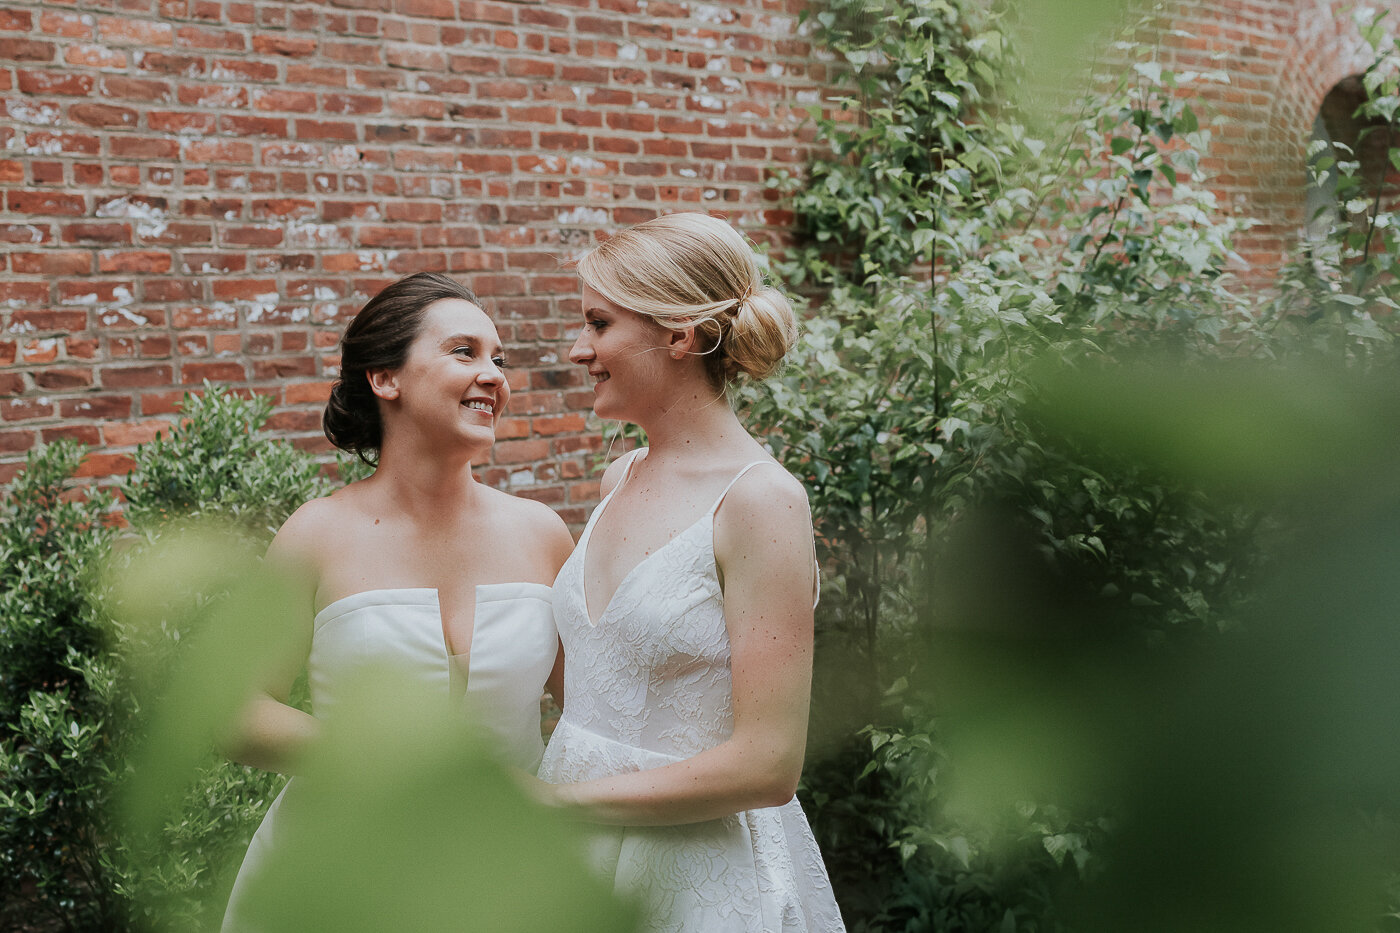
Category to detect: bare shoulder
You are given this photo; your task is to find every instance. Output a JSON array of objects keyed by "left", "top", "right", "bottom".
[
  {"left": 714, "top": 459, "right": 812, "bottom": 547},
  {"left": 723, "top": 460, "right": 810, "bottom": 520},
  {"left": 264, "top": 485, "right": 361, "bottom": 568},
  {"left": 480, "top": 484, "right": 575, "bottom": 559},
  {"left": 491, "top": 484, "right": 569, "bottom": 533}
]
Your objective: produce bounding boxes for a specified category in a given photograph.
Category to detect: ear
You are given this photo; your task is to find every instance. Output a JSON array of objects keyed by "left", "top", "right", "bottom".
[
  {"left": 367, "top": 368, "right": 400, "bottom": 401},
  {"left": 667, "top": 323, "right": 698, "bottom": 360}
]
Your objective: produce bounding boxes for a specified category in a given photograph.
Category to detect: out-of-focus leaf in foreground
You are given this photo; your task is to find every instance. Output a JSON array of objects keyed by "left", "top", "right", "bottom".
[
  {"left": 1009, "top": 0, "right": 1144, "bottom": 122},
  {"left": 230, "top": 670, "right": 633, "bottom": 932},
  {"left": 1029, "top": 357, "right": 1400, "bottom": 503},
  {"left": 111, "top": 525, "right": 634, "bottom": 931},
  {"left": 925, "top": 356, "right": 1400, "bottom": 932},
  {"left": 107, "top": 525, "right": 302, "bottom": 840}
]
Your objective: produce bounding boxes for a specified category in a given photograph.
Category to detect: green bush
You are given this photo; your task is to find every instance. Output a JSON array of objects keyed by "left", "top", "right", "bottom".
[
  {"left": 764, "top": 1, "right": 1400, "bottom": 929},
  {"left": 0, "top": 387, "right": 335, "bottom": 931}
]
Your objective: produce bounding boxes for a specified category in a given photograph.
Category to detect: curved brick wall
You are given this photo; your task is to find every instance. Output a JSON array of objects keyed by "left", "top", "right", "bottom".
[{"left": 1159, "top": 0, "right": 1395, "bottom": 276}]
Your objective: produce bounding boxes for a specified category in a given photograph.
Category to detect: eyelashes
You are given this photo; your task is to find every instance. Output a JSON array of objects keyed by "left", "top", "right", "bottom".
[{"left": 452, "top": 347, "right": 508, "bottom": 368}]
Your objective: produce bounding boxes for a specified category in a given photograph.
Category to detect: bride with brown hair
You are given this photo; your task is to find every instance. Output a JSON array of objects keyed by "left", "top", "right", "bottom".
[
  {"left": 538, "top": 213, "right": 845, "bottom": 932},
  {"left": 221, "top": 272, "right": 572, "bottom": 930}
]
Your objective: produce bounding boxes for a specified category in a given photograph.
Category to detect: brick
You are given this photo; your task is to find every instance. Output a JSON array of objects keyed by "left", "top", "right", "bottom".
[
  {"left": 17, "top": 70, "right": 94, "bottom": 96},
  {"left": 252, "top": 358, "right": 315, "bottom": 379},
  {"left": 100, "top": 364, "right": 173, "bottom": 388},
  {"left": 0, "top": 38, "right": 56, "bottom": 61},
  {"left": 2, "top": 397, "right": 55, "bottom": 421},
  {"left": 69, "top": 103, "right": 140, "bottom": 128},
  {"left": 66, "top": 44, "right": 129, "bottom": 69},
  {"left": 11, "top": 251, "right": 92, "bottom": 275},
  {"left": 176, "top": 24, "right": 244, "bottom": 50},
  {"left": 45, "top": 424, "right": 104, "bottom": 447},
  {"left": 74, "top": 452, "right": 136, "bottom": 478},
  {"left": 0, "top": 224, "right": 50, "bottom": 244},
  {"left": 110, "top": 135, "right": 180, "bottom": 159},
  {"left": 0, "top": 430, "right": 37, "bottom": 454},
  {"left": 96, "top": 250, "right": 172, "bottom": 274},
  {"left": 222, "top": 225, "right": 284, "bottom": 247},
  {"left": 138, "top": 51, "right": 208, "bottom": 75},
  {"left": 252, "top": 34, "right": 316, "bottom": 56},
  {"left": 99, "top": 76, "right": 172, "bottom": 103},
  {"left": 34, "top": 367, "right": 94, "bottom": 390},
  {"left": 99, "top": 16, "right": 174, "bottom": 46},
  {"left": 0, "top": 9, "right": 34, "bottom": 30},
  {"left": 253, "top": 89, "right": 318, "bottom": 112},
  {"left": 65, "top": 336, "right": 99, "bottom": 359},
  {"left": 21, "top": 338, "right": 60, "bottom": 364},
  {"left": 284, "top": 380, "right": 333, "bottom": 404},
  {"left": 102, "top": 419, "right": 171, "bottom": 446}
]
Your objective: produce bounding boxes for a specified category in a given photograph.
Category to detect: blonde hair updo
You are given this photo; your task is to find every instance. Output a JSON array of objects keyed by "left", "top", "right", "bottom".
[{"left": 576, "top": 213, "right": 797, "bottom": 385}]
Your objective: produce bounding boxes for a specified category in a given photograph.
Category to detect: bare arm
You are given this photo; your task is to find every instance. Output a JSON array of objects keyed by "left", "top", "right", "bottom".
[
  {"left": 219, "top": 503, "right": 323, "bottom": 774},
  {"left": 547, "top": 468, "right": 816, "bottom": 825}
]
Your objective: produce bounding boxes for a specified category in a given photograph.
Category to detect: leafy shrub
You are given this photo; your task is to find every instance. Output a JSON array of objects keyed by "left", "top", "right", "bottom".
[
  {"left": 0, "top": 441, "right": 123, "bottom": 931},
  {"left": 0, "top": 387, "right": 335, "bottom": 931},
  {"left": 764, "top": 0, "right": 1400, "bottom": 929}
]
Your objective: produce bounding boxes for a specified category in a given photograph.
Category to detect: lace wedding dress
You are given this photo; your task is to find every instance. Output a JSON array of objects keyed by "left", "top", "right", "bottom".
[{"left": 539, "top": 451, "right": 845, "bottom": 932}]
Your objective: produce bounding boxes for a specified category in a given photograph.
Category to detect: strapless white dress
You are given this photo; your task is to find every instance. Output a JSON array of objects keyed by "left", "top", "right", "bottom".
[
  {"left": 539, "top": 452, "right": 845, "bottom": 932},
  {"left": 221, "top": 583, "right": 556, "bottom": 932}
]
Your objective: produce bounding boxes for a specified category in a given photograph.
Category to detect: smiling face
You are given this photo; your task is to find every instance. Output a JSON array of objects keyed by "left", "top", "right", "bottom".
[
  {"left": 373, "top": 298, "right": 509, "bottom": 454},
  {"left": 568, "top": 285, "right": 672, "bottom": 423}
]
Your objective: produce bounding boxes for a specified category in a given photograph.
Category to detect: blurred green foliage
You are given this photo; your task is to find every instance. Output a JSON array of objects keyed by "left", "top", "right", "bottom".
[
  {"left": 0, "top": 388, "right": 332, "bottom": 931},
  {"left": 0, "top": 386, "right": 632, "bottom": 931},
  {"left": 755, "top": 0, "right": 1400, "bottom": 930}
]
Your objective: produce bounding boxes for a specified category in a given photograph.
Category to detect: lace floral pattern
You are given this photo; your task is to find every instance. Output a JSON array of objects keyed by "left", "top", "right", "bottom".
[{"left": 541, "top": 452, "right": 845, "bottom": 932}]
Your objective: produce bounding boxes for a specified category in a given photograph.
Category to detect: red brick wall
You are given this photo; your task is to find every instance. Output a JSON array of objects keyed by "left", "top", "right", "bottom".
[
  {"left": 3, "top": 0, "right": 1395, "bottom": 513},
  {"left": 0, "top": 0, "right": 822, "bottom": 522},
  {"left": 1157, "top": 0, "right": 1394, "bottom": 276}
]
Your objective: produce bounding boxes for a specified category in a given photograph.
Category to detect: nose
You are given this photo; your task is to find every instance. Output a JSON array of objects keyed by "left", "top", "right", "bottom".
[
  {"left": 478, "top": 358, "right": 505, "bottom": 385},
  {"left": 568, "top": 330, "right": 593, "bottom": 365}
]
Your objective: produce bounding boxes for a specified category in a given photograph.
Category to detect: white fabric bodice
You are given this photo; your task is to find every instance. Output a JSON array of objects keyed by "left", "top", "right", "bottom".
[
  {"left": 223, "top": 582, "right": 557, "bottom": 931},
  {"left": 309, "top": 583, "right": 556, "bottom": 771},
  {"left": 539, "top": 451, "right": 845, "bottom": 933}
]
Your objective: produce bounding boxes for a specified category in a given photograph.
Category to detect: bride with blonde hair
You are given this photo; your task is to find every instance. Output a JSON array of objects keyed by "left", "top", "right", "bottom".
[{"left": 539, "top": 213, "right": 845, "bottom": 932}]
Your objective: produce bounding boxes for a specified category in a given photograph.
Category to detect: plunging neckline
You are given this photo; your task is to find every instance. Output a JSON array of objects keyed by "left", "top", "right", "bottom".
[
  {"left": 580, "top": 509, "right": 712, "bottom": 628},
  {"left": 578, "top": 451, "right": 774, "bottom": 628},
  {"left": 312, "top": 582, "right": 553, "bottom": 657}
]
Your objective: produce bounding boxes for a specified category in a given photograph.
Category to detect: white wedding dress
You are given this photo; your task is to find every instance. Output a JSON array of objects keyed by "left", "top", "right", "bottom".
[
  {"left": 221, "top": 583, "right": 557, "bottom": 931},
  {"left": 538, "top": 451, "right": 845, "bottom": 933}
]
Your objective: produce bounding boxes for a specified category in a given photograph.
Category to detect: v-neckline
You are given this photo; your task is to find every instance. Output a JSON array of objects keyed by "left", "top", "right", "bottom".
[
  {"left": 579, "top": 508, "right": 711, "bottom": 628},
  {"left": 577, "top": 450, "right": 774, "bottom": 628}
]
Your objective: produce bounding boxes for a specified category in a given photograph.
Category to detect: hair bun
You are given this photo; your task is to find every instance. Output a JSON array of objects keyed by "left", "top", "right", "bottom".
[{"left": 721, "top": 285, "right": 796, "bottom": 381}]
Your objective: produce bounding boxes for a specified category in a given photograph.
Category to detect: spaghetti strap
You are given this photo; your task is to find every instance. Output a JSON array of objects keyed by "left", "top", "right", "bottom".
[
  {"left": 708, "top": 459, "right": 821, "bottom": 609},
  {"left": 707, "top": 459, "right": 779, "bottom": 516},
  {"left": 585, "top": 447, "right": 647, "bottom": 534}
]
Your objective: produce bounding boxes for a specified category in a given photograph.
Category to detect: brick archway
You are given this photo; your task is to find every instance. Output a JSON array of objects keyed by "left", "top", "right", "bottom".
[
  {"left": 1257, "top": 0, "right": 1381, "bottom": 248},
  {"left": 1159, "top": 0, "right": 1391, "bottom": 279}
]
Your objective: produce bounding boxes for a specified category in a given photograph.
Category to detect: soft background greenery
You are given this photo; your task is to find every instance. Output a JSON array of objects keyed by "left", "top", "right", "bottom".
[
  {"left": 746, "top": 0, "right": 1400, "bottom": 930},
  {"left": 3, "top": 0, "right": 1400, "bottom": 928}
]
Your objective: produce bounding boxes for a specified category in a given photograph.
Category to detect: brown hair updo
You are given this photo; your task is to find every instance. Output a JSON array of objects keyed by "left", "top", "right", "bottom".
[
  {"left": 323, "top": 272, "right": 480, "bottom": 464},
  {"left": 575, "top": 213, "right": 797, "bottom": 385}
]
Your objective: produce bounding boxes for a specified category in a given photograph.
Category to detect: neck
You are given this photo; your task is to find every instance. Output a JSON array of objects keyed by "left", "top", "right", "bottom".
[
  {"left": 369, "top": 435, "right": 485, "bottom": 515},
  {"left": 633, "top": 380, "right": 750, "bottom": 461}
]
